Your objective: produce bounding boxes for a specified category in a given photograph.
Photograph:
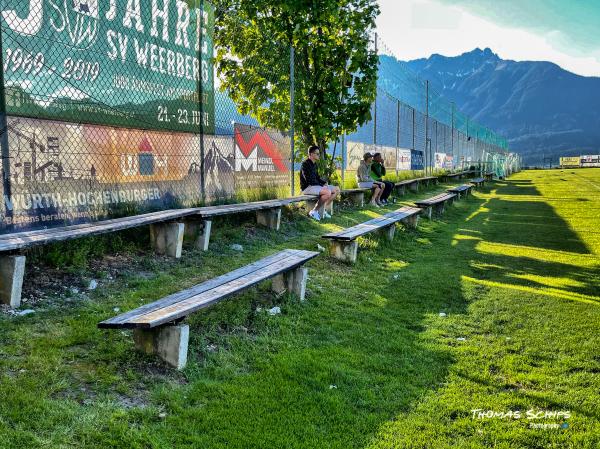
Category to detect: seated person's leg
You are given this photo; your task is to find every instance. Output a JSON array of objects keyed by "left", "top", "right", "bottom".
[{"left": 381, "top": 181, "right": 393, "bottom": 201}]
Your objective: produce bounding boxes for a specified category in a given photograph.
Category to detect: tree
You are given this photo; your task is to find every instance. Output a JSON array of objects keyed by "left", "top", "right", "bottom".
[{"left": 213, "top": 0, "right": 379, "bottom": 160}]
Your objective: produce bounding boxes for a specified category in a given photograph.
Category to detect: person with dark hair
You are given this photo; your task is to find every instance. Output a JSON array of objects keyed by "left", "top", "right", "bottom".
[
  {"left": 371, "top": 153, "right": 394, "bottom": 204},
  {"left": 300, "top": 145, "right": 340, "bottom": 221},
  {"left": 357, "top": 152, "right": 384, "bottom": 207}
]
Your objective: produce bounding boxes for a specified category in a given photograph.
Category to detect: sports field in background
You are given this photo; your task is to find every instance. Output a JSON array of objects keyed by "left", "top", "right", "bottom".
[{"left": 0, "top": 169, "right": 598, "bottom": 448}]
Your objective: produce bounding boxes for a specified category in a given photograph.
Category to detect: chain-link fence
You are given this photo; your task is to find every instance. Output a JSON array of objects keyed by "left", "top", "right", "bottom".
[{"left": 0, "top": 2, "right": 517, "bottom": 234}]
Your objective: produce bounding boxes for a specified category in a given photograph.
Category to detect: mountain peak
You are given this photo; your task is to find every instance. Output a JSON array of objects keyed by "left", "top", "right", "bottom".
[{"left": 463, "top": 47, "right": 499, "bottom": 60}]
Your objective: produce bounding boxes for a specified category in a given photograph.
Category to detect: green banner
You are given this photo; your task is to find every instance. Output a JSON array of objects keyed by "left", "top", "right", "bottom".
[{"left": 1, "top": 0, "right": 214, "bottom": 133}]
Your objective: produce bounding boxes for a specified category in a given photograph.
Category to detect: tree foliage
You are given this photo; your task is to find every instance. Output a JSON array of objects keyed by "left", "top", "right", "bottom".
[{"left": 213, "top": 0, "right": 379, "bottom": 153}]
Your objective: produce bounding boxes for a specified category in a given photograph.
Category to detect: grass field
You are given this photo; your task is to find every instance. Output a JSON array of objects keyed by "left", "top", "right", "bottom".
[{"left": 0, "top": 169, "right": 599, "bottom": 448}]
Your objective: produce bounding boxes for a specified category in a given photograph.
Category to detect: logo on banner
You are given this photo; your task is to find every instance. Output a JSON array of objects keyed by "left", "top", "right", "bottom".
[
  {"left": 234, "top": 128, "right": 288, "bottom": 173},
  {"left": 65, "top": 0, "right": 100, "bottom": 48},
  {"left": 120, "top": 135, "right": 168, "bottom": 177}
]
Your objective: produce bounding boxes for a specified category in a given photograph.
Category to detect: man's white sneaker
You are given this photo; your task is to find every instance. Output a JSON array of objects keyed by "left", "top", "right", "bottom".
[
  {"left": 323, "top": 211, "right": 332, "bottom": 219},
  {"left": 309, "top": 210, "right": 321, "bottom": 221}
]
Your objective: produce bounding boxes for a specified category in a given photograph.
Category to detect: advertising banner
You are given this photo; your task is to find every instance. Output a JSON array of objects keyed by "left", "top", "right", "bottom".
[
  {"left": 346, "top": 141, "right": 366, "bottom": 170},
  {"left": 1, "top": 0, "right": 215, "bottom": 133},
  {"left": 434, "top": 153, "right": 446, "bottom": 169},
  {"left": 397, "top": 149, "right": 411, "bottom": 171},
  {"left": 411, "top": 150, "right": 424, "bottom": 170},
  {"left": 444, "top": 154, "right": 454, "bottom": 170},
  {"left": 581, "top": 155, "right": 600, "bottom": 167},
  {"left": 233, "top": 124, "right": 290, "bottom": 189},
  {"left": 559, "top": 157, "right": 581, "bottom": 168},
  {"left": 2, "top": 116, "right": 214, "bottom": 231}
]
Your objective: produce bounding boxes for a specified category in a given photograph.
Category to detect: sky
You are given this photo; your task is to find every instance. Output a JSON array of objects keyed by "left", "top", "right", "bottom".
[{"left": 376, "top": 0, "right": 600, "bottom": 77}]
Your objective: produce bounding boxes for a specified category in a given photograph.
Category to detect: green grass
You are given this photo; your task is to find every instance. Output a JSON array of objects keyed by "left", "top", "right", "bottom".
[{"left": 1, "top": 169, "right": 599, "bottom": 448}]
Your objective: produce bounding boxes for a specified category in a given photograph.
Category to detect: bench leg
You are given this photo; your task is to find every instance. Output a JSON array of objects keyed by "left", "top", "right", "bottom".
[
  {"left": 329, "top": 240, "right": 358, "bottom": 263},
  {"left": 405, "top": 214, "right": 419, "bottom": 229},
  {"left": 150, "top": 222, "right": 185, "bottom": 258},
  {"left": 0, "top": 255, "right": 26, "bottom": 308},
  {"left": 410, "top": 182, "right": 419, "bottom": 193},
  {"left": 133, "top": 324, "right": 189, "bottom": 370},
  {"left": 380, "top": 224, "right": 395, "bottom": 242},
  {"left": 183, "top": 219, "right": 212, "bottom": 251},
  {"left": 348, "top": 192, "right": 364, "bottom": 207},
  {"left": 426, "top": 207, "right": 432, "bottom": 220},
  {"left": 435, "top": 203, "right": 445, "bottom": 216},
  {"left": 256, "top": 207, "right": 282, "bottom": 231},
  {"left": 272, "top": 266, "right": 308, "bottom": 301}
]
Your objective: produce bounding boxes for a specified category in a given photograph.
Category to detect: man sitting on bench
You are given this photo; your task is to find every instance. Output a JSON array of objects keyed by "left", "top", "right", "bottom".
[
  {"left": 300, "top": 145, "right": 340, "bottom": 221},
  {"left": 371, "top": 152, "right": 395, "bottom": 205}
]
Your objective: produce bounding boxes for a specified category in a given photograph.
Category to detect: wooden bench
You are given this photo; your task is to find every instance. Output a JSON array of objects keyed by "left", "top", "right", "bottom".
[
  {"left": 470, "top": 177, "right": 485, "bottom": 189},
  {"left": 441, "top": 172, "right": 462, "bottom": 182},
  {"left": 395, "top": 179, "right": 420, "bottom": 196},
  {"left": 98, "top": 249, "right": 319, "bottom": 369},
  {"left": 484, "top": 172, "right": 494, "bottom": 181},
  {"left": 340, "top": 188, "right": 370, "bottom": 207},
  {"left": 0, "top": 196, "right": 316, "bottom": 308},
  {"left": 414, "top": 192, "right": 457, "bottom": 220},
  {"left": 322, "top": 206, "right": 421, "bottom": 263},
  {"left": 188, "top": 195, "right": 316, "bottom": 251},
  {"left": 414, "top": 176, "right": 438, "bottom": 189},
  {"left": 447, "top": 184, "right": 473, "bottom": 199}
]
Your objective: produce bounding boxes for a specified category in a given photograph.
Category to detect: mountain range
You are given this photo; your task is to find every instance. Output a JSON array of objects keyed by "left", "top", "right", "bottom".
[{"left": 379, "top": 49, "right": 600, "bottom": 165}]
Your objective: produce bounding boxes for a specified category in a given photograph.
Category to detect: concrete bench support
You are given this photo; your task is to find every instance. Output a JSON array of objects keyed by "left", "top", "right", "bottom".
[
  {"left": 0, "top": 255, "right": 26, "bottom": 308},
  {"left": 396, "top": 185, "right": 407, "bottom": 196},
  {"left": 380, "top": 224, "right": 396, "bottom": 242},
  {"left": 435, "top": 203, "right": 446, "bottom": 216},
  {"left": 150, "top": 222, "right": 185, "bottom": 258},
  {"left": 405, "top": 214, "right": 419, "bottom": 229},
  {"left": 133, "top": 324, "right": 189, "bottom": 370},
  {"left": 184, "top": 219, "right": 212, "bottom": 251},
  {"left": 256, "top": 208, "right": 282, "bottom": 231},
  {"left": 272, "top": 267, "right": 308, "bottom": 301},
  {"left": 329, "top": 240, "right": 359, "bottom": 264},
  {"left": 347, "top": 191, "right": 365, "bottom": 207},
  {"left": 410, "top": 182, "right": 419, "bottom": 192}
]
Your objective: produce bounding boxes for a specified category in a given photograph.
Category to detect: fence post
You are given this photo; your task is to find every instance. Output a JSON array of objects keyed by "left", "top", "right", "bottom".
[
  {"left": 425, "top": 80, "right": 429, "bottom": 174},
  {"left": 341, "top": 133, "right": 345, "bottom": 188},
  {"left": 290, "top": 45, "right": 295, "bottom": 196},
  {"left": 373, "top": 33, "right": 378, "bottom": 147},
  {"left": 451, "top": 102, "right": 456, "bottom": 170},
  {"left": 0, "top": 23, "right": 13, "bottom": 227},
  {"left": 412, "top": 107, "right": 415, "bottom": 151},
  {"left": 396, "top": 99, "right": 400, "bottom": 178},
  {"left": 199, "top": 0, "right": 206, "bottom": 203}
]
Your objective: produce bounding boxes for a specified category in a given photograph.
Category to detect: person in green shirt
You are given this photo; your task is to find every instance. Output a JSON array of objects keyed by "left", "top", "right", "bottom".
[{"left": 370, "top": 153, "right": 394, "bottom": 204}]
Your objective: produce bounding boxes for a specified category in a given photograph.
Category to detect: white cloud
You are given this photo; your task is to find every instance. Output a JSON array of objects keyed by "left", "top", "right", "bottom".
[{"left": 377, "top": 0, "right": 600, "bottom": 77}]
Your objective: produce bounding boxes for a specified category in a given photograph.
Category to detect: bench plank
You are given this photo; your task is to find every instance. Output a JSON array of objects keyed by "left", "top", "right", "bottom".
[
  {"left": 447, "top": 184, "right": 472, "bottom": 193},
  {"left": 0, "top": 208, "right": 201, "bottom": 252},
  {"left": 322, "top": 206, "right": 421, "bottom": 241},
  {"left": 99, "top": 249, "right": 318, "bottom": 329},
  {"left": 414, "top": 193, "right": 456, "bottom": 207},
  {"left": 0, "top": 196, "right": 319, "bottom": 253}
]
